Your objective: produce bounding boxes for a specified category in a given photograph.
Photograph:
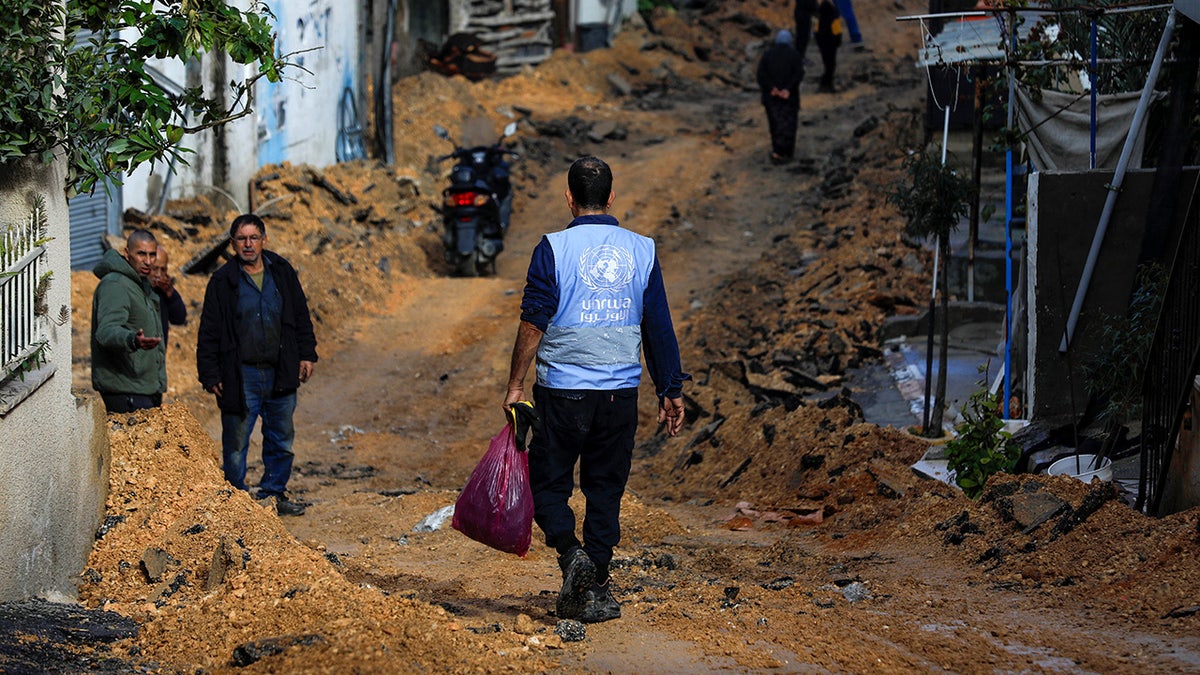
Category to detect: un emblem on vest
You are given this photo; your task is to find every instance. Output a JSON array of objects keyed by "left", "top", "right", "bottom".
[{"left": 579, "top": 245, "right": 636, "bottom": 293}]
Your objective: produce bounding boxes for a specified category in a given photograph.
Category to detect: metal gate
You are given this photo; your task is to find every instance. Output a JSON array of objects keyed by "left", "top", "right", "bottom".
[{"left": 1138, "top": 181, "right": 1200, "bottom": 515}]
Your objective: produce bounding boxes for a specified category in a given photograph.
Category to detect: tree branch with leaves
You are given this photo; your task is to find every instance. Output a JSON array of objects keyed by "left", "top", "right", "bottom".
[
  {"left": 888, "top": 149, "right": 975, "bottom": 436},
  {"left": 1, "top": 0, "right": 290, "bottom": 196}
]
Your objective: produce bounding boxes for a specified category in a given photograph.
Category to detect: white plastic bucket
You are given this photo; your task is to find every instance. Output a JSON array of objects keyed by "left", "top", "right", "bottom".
[{"left": 1046, "top": 454, "right": 1113, "bottom": 483}]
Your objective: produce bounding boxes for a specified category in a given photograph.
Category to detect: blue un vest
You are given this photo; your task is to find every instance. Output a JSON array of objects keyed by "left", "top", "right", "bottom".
[{"left": 537, "top": 223, "right": 655, "bottom": 390}]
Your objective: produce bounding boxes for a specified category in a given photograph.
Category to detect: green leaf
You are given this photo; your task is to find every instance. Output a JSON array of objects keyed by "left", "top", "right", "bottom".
[{"left": 3, "top": 0, "right": 283, "bottom": 193}]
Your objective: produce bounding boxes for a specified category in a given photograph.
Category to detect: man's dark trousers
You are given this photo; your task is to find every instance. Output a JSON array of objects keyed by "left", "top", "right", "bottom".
[
  {"left": 529, "top": 385, "right": 638, "bottom": 577},
  {"left": 101, "top": 392, "right": 162, "bottom": 414}
]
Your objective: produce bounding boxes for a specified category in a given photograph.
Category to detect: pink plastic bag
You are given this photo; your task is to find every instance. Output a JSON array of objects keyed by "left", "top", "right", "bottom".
[{"left": 451, "top": 422, "right": 534, "bottom": 556}]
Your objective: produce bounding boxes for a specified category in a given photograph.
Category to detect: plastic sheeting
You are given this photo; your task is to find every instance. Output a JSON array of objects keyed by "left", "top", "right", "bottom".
[{"left": 1014, "top": 85, "right": 1162, "bottom": 172}]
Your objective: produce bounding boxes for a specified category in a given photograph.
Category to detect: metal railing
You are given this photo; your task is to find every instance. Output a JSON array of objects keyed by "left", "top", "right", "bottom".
[
  {"left": 1139, "top": 185, "right": 1200, "bottom": 515},
  {"left": 0, "top": 203, "right": 49, "bottom": 379}
]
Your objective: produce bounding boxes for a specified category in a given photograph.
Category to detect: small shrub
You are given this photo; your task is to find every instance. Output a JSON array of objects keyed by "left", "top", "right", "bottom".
[
  {"left": 946, "top": 385, "right": 1021, "bottom": 499},
  {"left": 887, "top": 149, "right": 973, "bottom": 241}
]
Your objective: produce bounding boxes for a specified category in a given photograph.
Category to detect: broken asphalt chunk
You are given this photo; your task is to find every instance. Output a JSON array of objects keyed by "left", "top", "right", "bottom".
[
  {"left": 762, "top": 576, "right": 795, "bottom": 591},
  {"left": 230, "top": 634, "right": 326, "bottom": 667},
  {"left": 555, "top": 619, "right": 586, "bottom": 642},
  {"left": 840, "top": 582, "right": 870, "bottom": 603},
  {"left": 999, "top": 489, "right": 1070, "bottom": 533}
]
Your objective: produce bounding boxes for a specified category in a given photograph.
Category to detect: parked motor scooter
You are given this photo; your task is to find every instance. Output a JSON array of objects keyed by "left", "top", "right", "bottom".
[{"left": 433, "top": 121, "right": 519, "bottom": 276}]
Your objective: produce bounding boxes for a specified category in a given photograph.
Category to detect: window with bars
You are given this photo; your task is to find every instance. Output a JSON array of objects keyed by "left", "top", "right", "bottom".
[{"left": 1, "top": 198, "right": 52, "bottom": 385}]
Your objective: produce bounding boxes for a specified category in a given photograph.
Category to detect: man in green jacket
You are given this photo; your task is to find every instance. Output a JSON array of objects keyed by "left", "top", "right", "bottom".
[{"left": 91, "top": 229, "right": 166, "bottom": 413}]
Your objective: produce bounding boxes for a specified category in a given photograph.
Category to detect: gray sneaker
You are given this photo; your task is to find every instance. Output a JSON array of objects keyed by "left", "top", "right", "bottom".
[
  {"left": 556, "top": 548, "right": 595, "bottom": 620},
  {"left": 578, "top": 580, "right": 621, "bottom": 623}
]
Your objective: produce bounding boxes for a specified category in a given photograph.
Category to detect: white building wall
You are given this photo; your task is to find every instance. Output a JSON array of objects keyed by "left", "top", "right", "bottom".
[
  {"left": 256, "top": 0, "right": 361, "bottom": 169},
  {"left": 124, "top": 0, "right": 362, "bottom": 214},
  {"left": 123, "top": 57, "right": 206, "bottom": 213},
  {"left": 0, "top": 158, "right": 108, "bottom": 602}
]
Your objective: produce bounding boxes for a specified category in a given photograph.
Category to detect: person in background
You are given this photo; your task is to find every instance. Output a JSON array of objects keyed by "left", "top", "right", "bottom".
[
  {"left": 197, "top": 213, "right": 318, "bottom": 517},
  {"left": 151, "top": 244, "right": 187, "bottom": 346},
  {"left": 756, "top": 29, "right": 805, "bottom": 164},
  {"left": 815, "top": 0, "right": 844, "bottom": 94},
  {"left": 794, "top": 0, "right": 818, "bottom": 62},
  {"left": 504, "top": 156, "right": 689, "bottom": 624},
  {"left": 834, "top": 0, "right": 862, "bottom": 44},
  {"left": 91, "top": 229, "right": 165, "bottom": 413}
]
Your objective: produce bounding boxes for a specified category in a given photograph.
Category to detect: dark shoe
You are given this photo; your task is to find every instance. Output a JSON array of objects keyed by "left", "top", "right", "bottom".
[
  {"left": 556, "top": 548, "right": 595, "bottom": 620},
  {"left": 272, "top": 494, "right": 306, "bottom": 516},
  {"left": 578, "top": 580, "right": 621, "bottom": 623}
]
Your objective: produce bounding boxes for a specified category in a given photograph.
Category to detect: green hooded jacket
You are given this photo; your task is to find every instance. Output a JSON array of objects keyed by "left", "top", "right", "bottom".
[{"left": 91, "top": 248, "right": 166, "bottom": 396}]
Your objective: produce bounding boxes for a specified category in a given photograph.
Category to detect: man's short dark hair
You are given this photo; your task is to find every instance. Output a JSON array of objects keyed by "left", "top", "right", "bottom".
[
  {"left": 230, "top": 213, "right": 266, "bottom": 238},
  {"left": 126, "top": 228, "right": 156, "bottom": 248},
  {"left": 567, "top": 156, "right": 612, "bottom": 212}
]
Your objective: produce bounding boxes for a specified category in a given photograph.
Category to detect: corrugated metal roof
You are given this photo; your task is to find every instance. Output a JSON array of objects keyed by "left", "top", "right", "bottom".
[{"left": 69, "top": 187, "right": 120, "bottom": 271}]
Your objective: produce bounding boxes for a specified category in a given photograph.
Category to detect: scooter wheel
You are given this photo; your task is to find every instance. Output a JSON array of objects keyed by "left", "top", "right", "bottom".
[{"left": 455, "top": 254, "right": 478, "bottom": 277}]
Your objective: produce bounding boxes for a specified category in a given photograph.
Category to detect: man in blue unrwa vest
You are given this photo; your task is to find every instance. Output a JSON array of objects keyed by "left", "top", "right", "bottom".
[{"left": 505, "top": 156, "right": 689, "bottom": 623}]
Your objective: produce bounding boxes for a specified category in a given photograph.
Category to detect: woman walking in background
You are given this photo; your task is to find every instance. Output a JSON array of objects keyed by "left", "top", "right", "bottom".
[{"left": 756, "top": 29, "right": 805, "bottom": 164}]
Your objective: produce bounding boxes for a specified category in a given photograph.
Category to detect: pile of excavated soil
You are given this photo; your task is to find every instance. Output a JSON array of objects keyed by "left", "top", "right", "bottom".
[
  {"left": 79, "top": 404, "right": 563, "bottom": 672},
  {"left": 72, "top": 401, "right": 1200, "bottom": 673},
  {"left": 890, "top": 472, "right": 1200, "bottom": 621}
]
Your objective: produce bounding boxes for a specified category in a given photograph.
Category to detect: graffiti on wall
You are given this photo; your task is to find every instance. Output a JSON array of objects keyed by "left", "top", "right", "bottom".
[{"left": 257, "top": 0, "right": 358, "bottom": 167}]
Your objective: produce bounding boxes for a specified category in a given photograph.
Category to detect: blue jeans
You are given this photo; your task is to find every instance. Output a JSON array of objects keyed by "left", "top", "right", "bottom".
[
  {"left": 221, "top": 365, "right": 297, "bottom": 495},
  {"left": 834, "top": 0, "right": 862, "bottom": 43}
]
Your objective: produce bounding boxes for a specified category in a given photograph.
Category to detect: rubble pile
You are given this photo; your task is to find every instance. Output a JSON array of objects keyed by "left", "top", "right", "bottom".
[
  {"left": 632, "top": 106, "right": 933, "bottom": 519},
  {"left": 79, "top": 404, "right": 562, "bottom": 672},
  {"left": 50, "top": 1, "right": 1200, "bottom": 672}
]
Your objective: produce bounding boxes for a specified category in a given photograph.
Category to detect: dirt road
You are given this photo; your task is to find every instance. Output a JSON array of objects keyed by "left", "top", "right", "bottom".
[{"left": 49, "top": 2, "right": 1200, "bottom": 673}]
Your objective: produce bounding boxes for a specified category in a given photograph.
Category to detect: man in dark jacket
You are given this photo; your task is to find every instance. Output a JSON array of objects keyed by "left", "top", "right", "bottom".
[
  {"left": 196, "top": 214, "right": 318, "bottom": 516},
  {"left": 91, "top": 229, "right": 166, "bottom": 413},
  {"left": 756, "top": 29, "right": 806, "bottom": 164},
  {"left": 151, "top": 244, "right": 187, "bottom": 346}
]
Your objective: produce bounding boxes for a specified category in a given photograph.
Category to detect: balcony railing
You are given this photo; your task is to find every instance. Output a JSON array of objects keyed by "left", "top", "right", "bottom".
[{"left": 0, "top": 201, "right": 50, "bottom": 382}]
